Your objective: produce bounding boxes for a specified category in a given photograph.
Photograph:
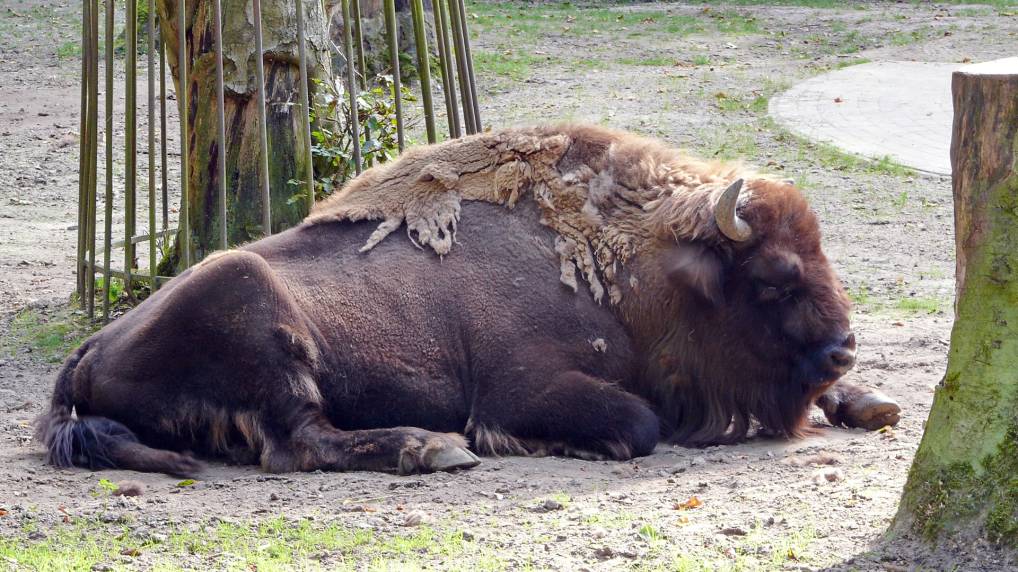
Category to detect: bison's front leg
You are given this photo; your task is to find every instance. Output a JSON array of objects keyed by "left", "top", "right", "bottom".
[
  {"left": 467, "top": 371, "right": 660, "bottom": 461},
  {"left": 816, "top": 380, "right": 901, "bottom": 431}
]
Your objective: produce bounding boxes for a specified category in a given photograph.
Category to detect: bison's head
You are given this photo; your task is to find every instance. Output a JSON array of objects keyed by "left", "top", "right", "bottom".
[{"left": 641, "top": 178, "right": 854, "bottom": 446}]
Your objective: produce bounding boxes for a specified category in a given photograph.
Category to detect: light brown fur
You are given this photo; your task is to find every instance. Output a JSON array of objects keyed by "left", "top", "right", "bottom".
[{"left": 308, "top": 124, "right": 771, "bottom": 304}]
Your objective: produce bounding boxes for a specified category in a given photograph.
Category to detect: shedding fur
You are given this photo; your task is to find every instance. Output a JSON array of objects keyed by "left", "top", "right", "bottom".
[{"left": 308, "top": 124, "right": 763, "bottom": 304}]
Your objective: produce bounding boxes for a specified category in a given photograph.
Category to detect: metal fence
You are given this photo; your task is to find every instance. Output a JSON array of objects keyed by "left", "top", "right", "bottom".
[{"left": 76, "top": 0, "right": 481, "bottom": 322}]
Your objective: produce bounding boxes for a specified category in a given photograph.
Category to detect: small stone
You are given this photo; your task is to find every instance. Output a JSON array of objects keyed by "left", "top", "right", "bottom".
[
  {"left": 461, "top": 530, "right": 475, "bottom": 541},
  {"left": 402, "top": 510, "right": 428, "bottom": 527},
  {"left": 720, "top": 526, "right": 747, "bottom": 536},
  {"left": 540, "top": 499, "right": 563, "bottom": 512},
  {"left": 113, "top": 481, "right": 144, "bottom": 497},
  {"left": 269, "top": 492, "right": 280, "bottom": 501},
  {"left": 812, "top": 468, "right": 844, "bottom": 484},
  {"left": 593, "top": 546, "right": 614, "bottom": 560}
]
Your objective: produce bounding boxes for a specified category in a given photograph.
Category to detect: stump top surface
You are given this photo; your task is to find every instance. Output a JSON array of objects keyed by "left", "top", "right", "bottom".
[
  {"left": 957, "top": 56, "right": 1018, "bottom": 76},
  {"left": 770, "top": 61, "right": 963, "bottom": 175}
]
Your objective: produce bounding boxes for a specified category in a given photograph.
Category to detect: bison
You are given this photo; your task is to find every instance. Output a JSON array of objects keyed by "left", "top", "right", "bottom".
[{"left": 37, "top": 124, "right": 901, "bottom": 476}]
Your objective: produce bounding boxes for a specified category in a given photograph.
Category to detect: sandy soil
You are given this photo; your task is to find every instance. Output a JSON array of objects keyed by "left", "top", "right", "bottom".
[{"left": 1, "top": 1, "right": 1017, "bottom": 570}]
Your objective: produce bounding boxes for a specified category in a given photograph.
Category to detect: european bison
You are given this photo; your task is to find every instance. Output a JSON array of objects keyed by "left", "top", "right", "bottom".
[{"left": 37, "top": 124, "right": 900, "bottom": 475}]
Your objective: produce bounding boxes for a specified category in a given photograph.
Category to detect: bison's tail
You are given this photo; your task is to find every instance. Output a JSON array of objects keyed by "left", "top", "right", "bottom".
[{"left": 34, "top": 344, "right": 202, "bottom": 476}]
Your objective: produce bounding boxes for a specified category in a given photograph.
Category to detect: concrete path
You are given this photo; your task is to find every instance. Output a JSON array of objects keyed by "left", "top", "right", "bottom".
[{"left": 769, "top": 61, "right": 962, "bottom": 175}]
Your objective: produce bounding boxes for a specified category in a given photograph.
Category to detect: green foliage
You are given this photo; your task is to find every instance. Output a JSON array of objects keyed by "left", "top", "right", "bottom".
[
  {"left": 299, "top": 75, "right": 415, "bottom": 202},
  {"left": 91, "top": 479, "right": 119, "bottom": 498}
]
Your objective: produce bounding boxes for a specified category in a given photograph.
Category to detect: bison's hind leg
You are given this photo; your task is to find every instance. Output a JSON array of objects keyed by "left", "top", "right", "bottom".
[{"left": 254, "top": 406, "right": 479, "bottom": 474}]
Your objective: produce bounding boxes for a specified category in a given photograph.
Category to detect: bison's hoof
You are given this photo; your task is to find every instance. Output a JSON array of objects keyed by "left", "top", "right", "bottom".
[
  {"left": 843, "top": 392, "right": 901, "bottom": 430},
  {"left": 823, "top": 390, "right": 901, "bottom": 431},
  {"left": 428, "top": 447, "right": 481, "bottom": 472},
  {"left": 397, "top": 433, "right": 480, "bottom": 475},
  {"left": 166, "top": 452, "right": 206, "bottom": 477}
]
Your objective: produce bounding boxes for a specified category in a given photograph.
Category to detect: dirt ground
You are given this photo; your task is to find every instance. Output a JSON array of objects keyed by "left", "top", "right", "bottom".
[{"left": 1, "top": 1, "right": 1017, "bottom": 570}]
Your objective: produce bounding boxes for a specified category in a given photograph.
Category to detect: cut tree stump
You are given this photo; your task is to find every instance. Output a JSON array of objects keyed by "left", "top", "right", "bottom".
[{"left": 892, "top": 57, "right": 1018, "bottom": 547}]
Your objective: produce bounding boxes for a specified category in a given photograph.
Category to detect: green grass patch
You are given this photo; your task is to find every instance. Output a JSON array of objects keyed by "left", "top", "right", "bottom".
[
  {"left": 791, "top": 138, "right": 915, "bottom": 178},
  {"left": 56, "top": 40, "right": 80, "bottom": 60},
  {"left": 467, "top": 1, "right": 774, "bottom": 43},
  {"left": 833, "top": 57, "right": 871, "bottom": 69},
  {"left": 895, "top": 296, "right": 947, "bottom": 315},
  {"left": 617, "top": 55, "right": 677, "bottom": 67},
  {"left": 695, "top": 126, "right": 759, "bottom": 160},
  {"left": 1, "top": 307, "right": 97, "bottom": 363},
  {"left": 472, "top": 49, "right": 546, "bottom": 81},
  {"left": 848, "top": 286, "right": 949, "bottom": 316},
  {"left": 0, "top": 515, "right": 509, "bottom": 571},
  {"left": 701, "top": 0, "right": 846, "bottom": 6}
]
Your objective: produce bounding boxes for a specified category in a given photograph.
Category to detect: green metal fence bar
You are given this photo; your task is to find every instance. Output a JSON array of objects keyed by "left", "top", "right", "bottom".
[
  {"left": 252, "top": 0, "right": 272, "bottom": 236},
  {"left": 383, "top": 0, "right": 404, "bottom": 151},
  {"left": 445, "top": 0, "right": 474, "bottom": 134},
  {"left": 212, "top": 0, "right": 229, "bottom": 249},
  {"left": 178, "top": 0, "right": 191, "bottom": 265},
  {"left": 85, "top": 0, "right": 98, "bottom": 319},
  {"left": 410, "top": 0, "right": 436, "bottom": 143},
  {"left": 294, "top": 0, "right": 315, "bottom": 215},
  {"left": 456, "top": 0, "right": 481, "bottom": 131},
  {"left": 147, "top": 0, "right": 158, "bottom": 289},
  {"left": 125, "top": 0, "right": 138, "bottom": 293},
  {"left": 350, "top": 0, "right": 367, "bottom": 90},
  {"left": 75, "top": 0, "right": 88, "bottom": 303},
  {"left": 434, "top": 0, "right": 460, "bottom": 139},
  {"left": 102, "top": 0, "right": 114, "bottom": 321},
  {"left": 159, "top": 33, "right": 168, "bottom": 232},
  {"left": 341, "top": 0, "right": 362, "bottom": 174}
]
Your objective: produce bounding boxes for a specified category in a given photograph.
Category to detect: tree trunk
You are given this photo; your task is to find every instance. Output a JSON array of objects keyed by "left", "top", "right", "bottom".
[
  {"left": 326, "top": 0, "right": 433, "bottom": 82},
  {"left": 892, "top": 57, "right": 1018, "bottom": 547},
  {"left": 156, "top": 0, "right": 332, "bottom": 269}
]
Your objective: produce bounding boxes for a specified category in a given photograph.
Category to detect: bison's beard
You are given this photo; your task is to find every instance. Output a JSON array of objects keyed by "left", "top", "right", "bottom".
[{"left": 647, "top": 360, "right": 830, "bottom": 448}]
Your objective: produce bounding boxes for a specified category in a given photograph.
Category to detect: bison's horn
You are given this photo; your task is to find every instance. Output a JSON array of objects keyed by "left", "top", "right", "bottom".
[{"left": 714, "top": 179, "right": 752, "bottom": 242}]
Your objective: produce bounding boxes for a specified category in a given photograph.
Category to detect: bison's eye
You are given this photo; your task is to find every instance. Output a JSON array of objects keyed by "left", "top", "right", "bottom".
[
  {"left": 758, "top": 286, "right": 782, "bottom": 303},
  {"left": 757, "top": 283, "right": 795, "bottom": 304}
]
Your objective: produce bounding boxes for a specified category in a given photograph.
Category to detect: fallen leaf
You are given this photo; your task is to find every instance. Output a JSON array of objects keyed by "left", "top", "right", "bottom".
[
  {"left": 120, "top": 547, "right": 141, "bottom": 557},
  {"left": 674, "top": 496, "right": 703, "bottom": 510},
  {"left": 0, "top": 509, "right": 8, "bottom": 517},
  {"left": 176, "top": 479, "right": 196, "bottom": 487}
]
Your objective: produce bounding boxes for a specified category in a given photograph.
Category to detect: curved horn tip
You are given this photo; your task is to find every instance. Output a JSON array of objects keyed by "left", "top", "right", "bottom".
[{"left": 715, "top": 178, "right": 753, "bottom": 242}]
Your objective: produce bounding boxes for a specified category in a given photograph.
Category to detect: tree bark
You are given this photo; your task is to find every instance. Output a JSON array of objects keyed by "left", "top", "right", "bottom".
[
  {"left": 156, "top": 0, "right": 332, "bottom": 269},
  {"left": 892, "top": 57, "right": 1018, "bottom": 547}
]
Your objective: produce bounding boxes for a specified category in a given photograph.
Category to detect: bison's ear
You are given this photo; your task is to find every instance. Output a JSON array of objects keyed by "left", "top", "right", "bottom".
[{"left": 663, "top": 242, "right": 724, "bottom": 306}]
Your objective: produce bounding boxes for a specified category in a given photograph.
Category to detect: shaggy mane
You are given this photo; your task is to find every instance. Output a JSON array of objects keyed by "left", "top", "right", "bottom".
[{"left": 307, "top": 124, "right": 761, "bottom": 304}]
